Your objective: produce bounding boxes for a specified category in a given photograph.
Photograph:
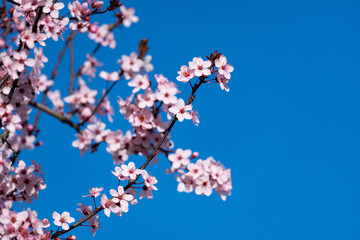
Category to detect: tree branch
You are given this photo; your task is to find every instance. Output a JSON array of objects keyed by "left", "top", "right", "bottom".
[{"left": 29, "top": 101, "right": 82, "bottom": 133}]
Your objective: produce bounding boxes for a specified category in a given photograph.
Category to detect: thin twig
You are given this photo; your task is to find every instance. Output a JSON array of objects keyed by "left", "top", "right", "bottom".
[
  {"left": 32, "top": 7, "right": 43, "bottom": 33},
  {"left": 68, "top": 31, "right": 76, "bottom": 95},
  {"left": 6, "top": 139, "right": 19, "bottom": 166},
  {"left": 50, "top": 31, "right": 76, "bottom": 81},
  {"left": 6, "top": 78, "right": 18, "bottom": 104}
]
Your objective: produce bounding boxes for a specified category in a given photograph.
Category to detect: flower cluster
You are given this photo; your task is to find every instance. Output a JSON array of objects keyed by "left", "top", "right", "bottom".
[
  {"left": 0, "top": 207, "right": 46, "bottom": 239},
  {"left": 176, "top": 54, "right": 234, "bottom": 92},
  {"left": 167, "top": 149, "right": 232, "bottom": 201}
]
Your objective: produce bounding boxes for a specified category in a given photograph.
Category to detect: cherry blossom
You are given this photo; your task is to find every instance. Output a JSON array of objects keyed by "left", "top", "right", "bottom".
[
  {"left": 120, "top": 6, "right": 139, "bottom": 28},
  {"left": 83, "top": 187, "right": 104, "bottom": 198},
  {"left": 76, "top": 203, "right": 92, "bottom": 216},
  {"left": 215, "top": 55, "right": 234, "bottom": 79},
  {"left": 139, "top": 170, "right": 158, "bottom": 199},
  {"left": 120, "top": 162, "right": 143, "bottom": 180},
  {"left": 88, "top": 215, "right": 100, "bottom": 236},
  {"left": 168, "top": 148, "right": 191, "bottom": 170},
  {"left": 169, "top": 98, "right": 193, "bottom": 122},
  {"left": 109, "top": 186, "right": 134, "bottom": 213},
  {"left": 176, "top": 65, "right": 195, "bottom": 83},
  {"left": 189, "top": 57, "right": 212, "bottom": 76},
  {"left": 216, "top": 72, "right": 230, "bottom": 92},
  {"left": 118, "top": 52, "right": 144, "bottom": 78},
  {"left": 52, "top": 211, "right": 75, "bottom": 230},
  {"left": 100, "top": 194, "right": 120, "bottom": 217},
  {"left": 43, "top": 2, "right": 65, "bottom": 19},
  {"left": 136, "top": 89, "right": 156, "bottom": 109},
  {"left": 128, "top": 74, "right": 150, "bottom": 93},
  {"left": 99, "top": 71, "right": 120, "bottom": 81},
  {"left": 190, "top": 110, "right": 200, "bottom": 126},
  {"left": 36, "top": 74, "right": 54, "bottom": 92}
]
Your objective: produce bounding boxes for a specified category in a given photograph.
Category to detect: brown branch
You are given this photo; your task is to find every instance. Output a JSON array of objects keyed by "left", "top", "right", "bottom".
[
  {"left": 0, "top": 74, "right": 10, "bottom": 88},
  {"left": 68, "top": 30, "right": 76, "bottom": 113},
  {"left": 29, "top": 101, "right": 82, "bottom": 133},
  {"left": 6, "top": 139, "right": 19, "bottom": 166},
  {"left": 50, "top": 31, "right": 76, "bottom": 81},
  {"left": 6, "top": 78, "right": 17, "bottom": 104},
  {"left": 68, "top": 31, "right": 76, "bottom": 95},
  {"left": 32, "top": 7, "right": 43, "bottom": 33},
  {"left": 1, "top": 18, "right": 12, "bottom": 42}
]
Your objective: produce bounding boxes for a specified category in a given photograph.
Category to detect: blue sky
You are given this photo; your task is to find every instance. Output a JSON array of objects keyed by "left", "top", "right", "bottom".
[{"left": 23, "top": 0, "right": 360, "bottom": 239}]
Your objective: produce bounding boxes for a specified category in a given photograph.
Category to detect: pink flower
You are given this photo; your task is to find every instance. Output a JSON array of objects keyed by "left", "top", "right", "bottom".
[
  {"left": 82, "top": 54, "right": 103, "bottom": 78},
  {"left": 188, "top": 57, "right": 211, "bottom": 76},
  {"left": 89, "top": 0, "right": 103, "bottom": 10},
  {"left": 155, "top": 82, "right": 178, "bottom": 105},
  {"left": 120, "top": 6, "right": 139, "bottom": 28},
  {"left": 121, "top": 162, "right": 143, "bottom": 180},
  {"left": 47, "top": 90, "right": 64, "bottom": 113},
  {"left": 72, "top": 130, "right": 93, "bottom": 156},
  {"left": 119, "top": 52, "right": 144, "bottom": 76},
  {"left": 52, "top": 211, "right": 75, "bottom": 230},
  {"left": 191, "top": 110, "right": 200, "bottom": 126},
  {"left": 168, "top": 98, "right": 193, "bottom": 122},
  {"left": 36, "top": 74, "right": 54, "bottom": 92},
  {"left": 109, "top": 186, "right": 134, "bottom": 213},
  {"left": 43, "top": 2, "right": 65, "bottom": 18},
  {"left": 136, "top": 89, "right": 155, "bottom": 109},
  {"left": 168, "top": 149, "right": 191, "bottom": 170},
  {"left": 131, "top": 108, "right": 154, "bottom": 130},
  {"left": 142, "top": 170, "right": 158, "bottom": 190},
  {"left": 99, "top": 71, "right": 120, "bottom": 81},
  {"left": 142, "top": 55, "right": 154, "bottom": 72},
  {"left": 68, "top": 1, "right": 91, "bottom": 20},
  {"left": 87, "top": 122, "right": 109, "bottom": 143},
  {"left": 128, "top": 74, "right": 150, "bottom": 93},
  {"left": 83, "top": 187, "right": 103, "bottom": 198},
  {"left": 13, "top": 50, "right": 35, "bottom": 72},
  {"left": 76, "top": 203, "right": 92, "bottom": 215},
  {"left": 20, "top": 30, "right": 36, "bottom": 49},
  {"left": 139, "top": 170, "right": 158, "bottom": 199},
  {"left": 112, "top": 166, "right": 128, "bottom": 181},
  {"left": 88, "top": 215, "right": 100, "bottom": 236},
  {"left": 100, "top": 194, "right": 120, "bottom": 217},
  {"left": 194, "top": 174, "right": 213, "bottom": 196},
  {"left": 1, "top": 55, "right": 18, "bottom": 79},
  {"left": 215, "top": 55, "right": 234, "bottom": 79},
  {"left": 0, "top": 209, "right": 28, "bottom": 229},
  {"left": 176, "top": 65, "right": 194, "bottom": 83},
  {"left": 216, "top": 72, "right": 229, "bottom": 92}
]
